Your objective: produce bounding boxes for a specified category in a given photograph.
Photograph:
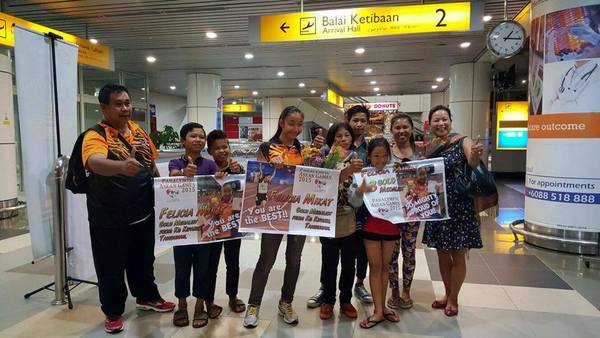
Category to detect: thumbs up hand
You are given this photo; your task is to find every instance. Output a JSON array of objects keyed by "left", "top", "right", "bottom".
[
  {"left": 183, "top": 156, "right": 198, "bottom": 177},
  {"left": 470, "top": 135, "right": 484, "bottom": 162},
  {"left": 348, "top": 153, "right": 363, "bottom": 173},
  {"left": 121, "top": 147, "right": 142, "bottom": 176},
  {"left": 229, "top": 159, "right": 242, "bottom": 173}
]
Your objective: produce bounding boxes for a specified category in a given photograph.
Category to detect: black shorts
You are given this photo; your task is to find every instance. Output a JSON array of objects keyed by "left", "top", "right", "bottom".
[
  {"left": 256, "top": 194, "right": 267, "bottom": 206},
  {"left": 360, "top": 230, "right": 400, "bottom": 242}
]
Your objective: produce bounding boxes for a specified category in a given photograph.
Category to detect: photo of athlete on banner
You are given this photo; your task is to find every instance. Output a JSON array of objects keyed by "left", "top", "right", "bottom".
[
  {"left": 154, "top": 175, "right": 246, "bottom": 247},
  {"left": 354, "top": 158, "right": 449, "bottom": 224},
  {"left": 240, "top": 160, "right": 340, "bottom": 237}
]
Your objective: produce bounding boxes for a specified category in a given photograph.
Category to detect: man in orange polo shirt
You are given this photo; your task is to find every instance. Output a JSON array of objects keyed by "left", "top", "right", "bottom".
[{"left": 82, "top": 84, "right": 175, "bottom": 334}]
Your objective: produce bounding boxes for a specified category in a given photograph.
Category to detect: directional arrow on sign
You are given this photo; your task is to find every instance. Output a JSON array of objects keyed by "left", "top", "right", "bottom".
[{"left": 280, "top": 22, "right": 290, "bottom": 33}]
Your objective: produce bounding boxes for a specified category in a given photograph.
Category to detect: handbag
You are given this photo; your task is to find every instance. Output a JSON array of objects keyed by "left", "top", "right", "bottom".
[
  {"left": 335, "top": 206, "right": 357, "bottom": 238},
  {"left": 453, "top": 138, "right": 498, "bottom": 198}
]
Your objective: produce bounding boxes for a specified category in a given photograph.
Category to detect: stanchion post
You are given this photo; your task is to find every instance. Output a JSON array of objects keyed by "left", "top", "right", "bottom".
[{"left": 51, "top": 156, "right": 68, "bottom": 305}]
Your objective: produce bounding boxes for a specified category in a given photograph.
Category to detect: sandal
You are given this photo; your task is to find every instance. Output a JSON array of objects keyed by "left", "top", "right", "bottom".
[
  {"left": 192, "top": 309, "right": 208, "bottom": 328},
  {"left": 207, "top": 303, "right": 223, "bottom": 319},
  {"left": 444, "top": 305, "right": 459, "bottom": 317},
  {"left": 172, "top": 308, "right": 189, "bottom": 327},
  {"left": 398, "top": 297, "right": 413, "bottom": 309},
  {"left": 383, "top": 310, "right": 400, "bottom": 323},
  {"left": 431, "top": 300, "right": 448, "bottom": 309},
  {"left": 229, "top": 298, "right": 246, "bottom": 313},
  {"left": 359, "top": 316, "right": 384, "bottom": 329}
]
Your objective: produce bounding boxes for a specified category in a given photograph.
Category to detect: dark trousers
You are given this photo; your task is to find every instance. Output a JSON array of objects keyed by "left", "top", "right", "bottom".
[
  {"left": 248, "top": 234, "right": 305, "bottom": 306},
  {"left": 173, "top": 242, "right": 222, "bottom": 303},
  {"left": 224, "top": 239, "right": 242, "bottom": 297},
  {"left": 173, "top": 244, "right": 210, "bottom": 299},
  {"left": 90, "top": 215, "right": 161, "bottom": 317},
  {"left": 355, "top": 238, "right": 368, "bottom": 280},
  {"left": 204, "top": 242, "right": 223, "bottom": 303},
  {"left": 320, "top": 233, "right": 358, "bottom": 305}
]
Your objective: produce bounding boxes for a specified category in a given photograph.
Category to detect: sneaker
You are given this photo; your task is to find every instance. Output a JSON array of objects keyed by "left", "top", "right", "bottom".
[
  {"left": 340, "top": 303, "right": 358, "bottom": 319},
  {"left": 307, "top": 287, "right": 324, "bottom": 308},
  {"left": 319, "top": 304, "right": 334, "bottom": 320},
  {"left": 353, "top": 284, "right": 373, "bottom": 304},
  {"left": 136, "top": 299, "right": 176, "bottom": 312},
  {"left": 104, "top": 316, "right": 124, "bottom": 334},
  {"left": 243, "top": 305, "right": 260, "bottom": 329},
  {"left": 278, "top": 300, "right": 299, "bottom": 325}
]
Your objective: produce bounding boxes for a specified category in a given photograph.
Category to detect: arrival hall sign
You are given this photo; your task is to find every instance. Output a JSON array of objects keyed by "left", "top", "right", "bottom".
[{"left": 249, "top": 2, "right": 482, "bottom": 43}]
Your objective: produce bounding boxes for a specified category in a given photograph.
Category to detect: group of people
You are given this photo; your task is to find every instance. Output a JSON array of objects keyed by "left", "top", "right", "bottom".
[{"left": 82, "top": 83, "right": 484, "bottom": 334}]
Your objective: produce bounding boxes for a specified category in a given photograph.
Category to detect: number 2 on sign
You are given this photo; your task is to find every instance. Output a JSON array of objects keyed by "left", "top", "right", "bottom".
[{"left": 436, "top": 9, "right": 447, "bottom": 27}]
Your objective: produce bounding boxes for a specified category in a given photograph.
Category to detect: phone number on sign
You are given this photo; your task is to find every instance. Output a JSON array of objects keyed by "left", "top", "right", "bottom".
[{"left": 526, "top": 188, "right": 599, "bottom": 204}]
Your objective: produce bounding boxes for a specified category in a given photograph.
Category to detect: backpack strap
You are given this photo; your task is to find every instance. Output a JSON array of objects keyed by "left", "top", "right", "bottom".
[{"left": 88, "top": 124, "right": 106, "bottom": 139}]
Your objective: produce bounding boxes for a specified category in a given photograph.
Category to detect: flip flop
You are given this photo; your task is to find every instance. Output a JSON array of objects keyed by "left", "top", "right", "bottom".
[
  {"left": 229, "top": 298, "right": 246, "bottom": 313},
  {"left": 207, "top": 303, "right": 223, "bottom": 319},
  {"left": 172, "top": 308, "right": 189, "bottom": 327},
  {"left": 192, "top": 309, "right": 208, "bottom": 328},
  {"left": 431, "top": 300, "right": 448, "bottom": 309},
  {"left": 444, "top": 306, "right": 459, "bottom": 317},
  {"left": 359, "top": 316, "right": 384, "bottom": 329},
  {"left": 383, "top": 310, "right": 400, "bottom": 323}
]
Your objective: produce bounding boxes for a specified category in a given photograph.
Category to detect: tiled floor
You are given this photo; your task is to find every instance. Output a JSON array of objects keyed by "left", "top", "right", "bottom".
[{"left": 1, "top": 179, "right": 600, "bottom": 338}]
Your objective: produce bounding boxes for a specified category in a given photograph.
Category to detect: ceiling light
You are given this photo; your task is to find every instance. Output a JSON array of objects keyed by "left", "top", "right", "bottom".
[
  {"left": 277, "top": 71, "right": 285, "bottom": 77},
  {"left": 483, "top": 15, "right": 492, "bottom": 22},
  {"left": 146, "top": 56, "right": 157, "bottom": 63},
  {"left": 244, "top": 52, "right": 254, "bottom": 60},
  {"left": 355, "top": 47, "right": 365, "bottom": 54},
  {"left": 206, "top": 31, "right": 217, "bottom": 39},
  {"left": 232, "top": 101, "right": 237, "bottom": 105},
  {"left": 436, "top": 77, "right": 444, "bottom": 82},
  {"left": 298, "top": 82, "right": 305, "bottom": 88},
  {"left": 141, "top": 97, "right": 145, "bottom": 100},
  {"left": 234, "top": 85, "right": 240, "bottom": 89},
  {"left": 170, "top": 85, "right": 176, "bottom": 90},
  {"left": 460, "top": 42, "right": 471, "bottom": 48},
  {"left": 376, "top": 93, "right": 381, "bottom": 96},
  {"left": 364, "top": 68, "right": 373, "bottom": 74},
  {"left": 89, "top": 38, "right": 98, "bottom": 44},
  {"left": 432, "top": 85, "right": 439, "bottom": 89},
  {"left": 521, "top": 79, "right": 527, "bottom": 84},
  {"left": 141, "top": 87, "right": 145, "bottom": 91},
  {"left": 310, "top": 89, "right": 316, "bottom": 94},
  {"left": 373, "top": 87, "right": 380, "bottom": 92},
  {"left": 370, "top": 80, "right": 377, "bottom": 85},
  {"left": 252, "top": 91, "right": 258, "bottom": 96}
]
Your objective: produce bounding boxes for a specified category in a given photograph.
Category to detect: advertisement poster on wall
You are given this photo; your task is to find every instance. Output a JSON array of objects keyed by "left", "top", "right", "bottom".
[{"left": 527, "top": 0, "right": 600, "bottom": 231}]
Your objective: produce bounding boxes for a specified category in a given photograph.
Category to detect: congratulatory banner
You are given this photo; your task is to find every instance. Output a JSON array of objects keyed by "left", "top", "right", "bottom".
[
  {"left": 250, "top": 2, "right": 482, "bottom": 43},
  {"left": 354, "top": 158, "right": 449, "bottom": 224},
  {"left": 154, "top": 175, "right": 246, "bottom": 247},
  {"left": 239, "top": 161, "right": 340, "bottom": 237}
]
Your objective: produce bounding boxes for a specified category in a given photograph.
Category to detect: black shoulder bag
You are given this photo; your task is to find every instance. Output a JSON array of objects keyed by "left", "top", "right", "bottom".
[{"left": 454, "top": 138, "right": 497, "bottom": 198}]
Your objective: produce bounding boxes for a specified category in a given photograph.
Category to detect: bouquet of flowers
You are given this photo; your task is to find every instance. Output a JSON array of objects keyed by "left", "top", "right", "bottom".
[
  {"left": 302, "top": 146, "right": 322, "bottom": 166},
  {"left": 323, "top": 145, "right": 351, "bottom": 169}
]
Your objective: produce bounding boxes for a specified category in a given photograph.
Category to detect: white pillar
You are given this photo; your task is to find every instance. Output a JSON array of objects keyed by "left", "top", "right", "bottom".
[
  {"left": 186, "top": 73, "right": 221, "bottom": 133},
  {"left": 524, "top": 0, "right": 600, "bottom": 240},
  {"left": 448, "top": 62, "right": 491, "bottom": 140},
  {"left": 0, "top": 51, "right": 18, "bottom": 210},
  {"left": 262, "top": 97, "right": 283, "bottom": 141}
]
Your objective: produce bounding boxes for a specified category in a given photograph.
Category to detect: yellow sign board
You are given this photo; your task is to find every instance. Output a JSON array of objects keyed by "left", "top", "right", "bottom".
[
  {"left": 223, "top": 103, "right": 254, "bottom": 113},
  {"left": 496, "top": 101, "right": 528, "bottom": 150},
  {"left": 0, "top": 12, "right": 113, "bottom": 70},
  {"left": 326, "top": 88, "right": 344, "bottom": 108},
  {"left": 252, "top": 2, "right": 472, "bottom": 43}
]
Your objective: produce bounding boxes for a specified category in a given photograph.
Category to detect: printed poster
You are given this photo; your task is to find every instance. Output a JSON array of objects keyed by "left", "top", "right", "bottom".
[
  {"left": 353, "top": 158, "right": 449, "bottom": 223},
  {"left": 154, "top": 175, "right": 246, "bottom": 247},
  {"left": 239, "top": 161, "right": 340, "bottom": 237}
]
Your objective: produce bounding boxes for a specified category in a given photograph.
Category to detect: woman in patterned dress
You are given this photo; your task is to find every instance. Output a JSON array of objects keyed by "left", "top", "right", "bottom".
[{"left": 422, "top": 105, "right": 484, "bottom": 317}]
